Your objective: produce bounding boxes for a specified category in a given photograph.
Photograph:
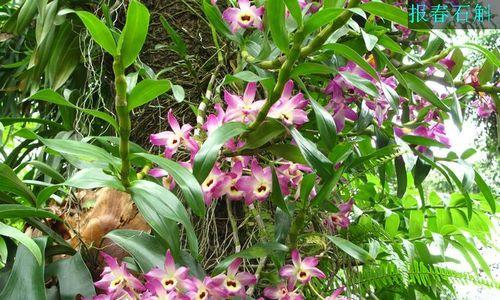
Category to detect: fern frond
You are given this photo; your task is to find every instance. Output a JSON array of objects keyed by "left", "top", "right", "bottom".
[{"left": 349, "top": 261, "right": 500, "bottom": 293}]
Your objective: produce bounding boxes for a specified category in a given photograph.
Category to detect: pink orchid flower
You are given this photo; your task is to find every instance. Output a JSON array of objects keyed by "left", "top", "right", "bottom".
[
  {"left": 202, "top": 165, "right": 230, "bottom": 205},
  {"left": 263, "top": 281, "right": 304, "bottom": 300},
  {"left": 145, "top": 250, "right": 189, "bottom": 294},
  {"left": 149, "top": 168, "right": 176, "bottom": 190},
  {"left": 94, "top": 252, "right": 145, "bottom": 298},
  {"left": 323, "top": 199, "right": 354, "bottom": 233},
  {"left": 279, "top": 250, "right": 325, "bottom": 285},
  {"left": 324, "top": 286, "right": 349, "bottom": 300},
  {"left": 150, "top": 109, "right": 195, "bottom": 158},
  {"left": 203, "top": 103, "right": 226, "bottom": 135},
  {"left": 464, "top": 67, "right": 481, "bottom": 87},
  {"left": 413, "top": 123, "right": 450, "bottom": 152},
  {"left": 236, "top": 159, "right": 272, "bottom": 205},
  {"left": 209, "top": 258, "right": 257, "bottom": 297},
  {"left": 269, "top": 80, "right": 309, "bottom": 126},
  {"left": 472, "top": 93, "right": 496, "bottom": 118},
  {"left": 185, "top": 276, "right": 227, "bottom": 300},
  {"left": 277, "top": 162, "right": 312, "bottom": 196},
  {"left": 224, "top": 82, "right": 266, "bottom": 123},
  {"left": 222, "top": 0, "right": 264, "bottom": 33},
  {"left": 224, "top": 161, "right": 245, "bottom": 201},
  {"left": 142, "top": 280, "right": 178, "bottom": 300}
]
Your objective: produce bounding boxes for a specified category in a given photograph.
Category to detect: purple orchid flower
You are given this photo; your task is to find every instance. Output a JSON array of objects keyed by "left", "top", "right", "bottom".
[
  {"left": 223, "top": 0, "right": 264, "bottom": 33},
  {"left": 224, "top": 82, "right": 266, "bottom": 124},
  {"left": 202, "top": 165, "right": 231, "bottom": 205},
  {"left": 277, "top": 162, "right": 312, "bottom": 197},
  {"left": 472, "top": 93, "right": 496, "bottom": 118},
  {"left": 323, "top": 199, "right": 354, "bottom": 233},
  {"left": 94, "top": 252, "right": 145, "bottom": 298},
  {"left": 263, "top": 281, "right": 304, "bottom": 300},
  {"left": 269, "top": 80, "right": 309, "bottom": 126},
  {"left": 208, "top": 258, "right": 257, "bottom": 297},
  {"left": 150, "top": 109, "right": 195, "bottom": 158},
  {"left": 279, "top": 250, "right": 325, "bottom": 285},
  {"left": 236, "top": 159, "right": 272, "bottom": 205},
  {"left": 145, "top": 250, "right": 190, "bottom": 294},
  {"left": 324, "top": 286, "right": 349, "bottom": 300}
]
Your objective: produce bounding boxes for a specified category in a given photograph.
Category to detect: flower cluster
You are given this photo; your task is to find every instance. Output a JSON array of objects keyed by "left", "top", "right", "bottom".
[
  {"left": 92, "top": 250, "right": 256, "bottom": 299},
  {"left": 91, "top": 250, "right": 348, "bottom": 300},
  {"left": 149, "top": 80, "right": 312, "bottom": 206},
  {"left": 264, "top": 249, "right": 348, "bottom": 300}
]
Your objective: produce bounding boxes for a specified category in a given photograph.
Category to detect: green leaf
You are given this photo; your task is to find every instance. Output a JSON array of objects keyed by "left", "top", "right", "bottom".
[
  {"left": 311, "top": 167, "right": 344, "bottom": 207},
  {"left": 270, "top": 168, "right": 289, "bottom": 216},
  {"left": 450, "top": 48, "right": 464, "bottom": 79},
  {"left": 39, "top": 138, "right": 121, "bottom": 170},
  {"left": 454, "top": 236, "right": 492, "bottom": 278},
  {"left": 75, "top": 11, "right": 117, "bottom": 55},
  {"left": 323, "top": 43, "right": 379, "bottom": 80},
  {"left": 64, "top": 168, "right": 124, "bottom": 191},
  {"left": 243, "top": 119, "right": 285, "bottom": 149},
  {"left": 360, "top": 1, "right": 408, "bottom": 26},
  {"left": 30, "top": 89, "right": 119, "bottom": 130},
  {"left": 213, "top": 242, "right": 288, "bottom": 274},
  {"left": 45, "top": 253, "right": 96, "bottom": 300},
  {"left": 0, "top": 163, "right": 36, "bottom": 205},
  {"left": 290, "top": 128, "right": 334, "bottom": 180},
  {"left": 478, "top": 57, "right": 495, "bottom": 85},
  {"left": 299, "top": 173, "right": 316, "bottom": 203},
  {"left": 171, "top": 85, "right": 185, "bottom": 103},
  {"left": 0, "top": 237, "right": 47, "bottom": 300},
  {"left": 395, "top": 156, "right": 407, "bottom": 198},
  {"left": 401, "top": 135, "right": 448, "bottom": 149},
  {"left": 303, "top": 8, "right": 343, "bottom": 34},
  {"left": 128, "top": 79, "right": 172, "bottom": 111},
  {"left": 0, "top": 222, "right": 42, "bottom": 265},
  {"left": 413, "top": 158, "right": 431, "bottom": 187},
  {"left": 409, "top": 210, "right": 424, "bottom": 238},
  {"left": 326, "top": 236, "right": 373, "bottom": 263},
  {"left": 0, "top": 204, "right": 60, "bottom": 220},
  {"left": 385, "top": 213, "right": 400, "bottom": 238},
  {"left": 136, "top": 153, "right": 205, "bottom": 217},
  {"left": 284, "top": 0, "right": 302, "bottom": 26},
  {"left": 223, "top": 71, "right": 269, "bottom": 84},
  {"left": 291, "top": 63, "right": 335, "bottom": 76},
  {"left": 361, "top": 29, "right": 378, "bottom": 51},
  {"left": 202, "top": 0, "right": 236, "bottom": 41},
  {"left": 311, "top": 99, "right": 337, "bottom": 149},
  {"left": 403, "top": 73, "right": 449, "bottom": 111},
  {"left": 461, "top": 43, "right": 500, "bottom": 68},
  {"left": 339, "top": 71, "right": 379, "bottom": 97},
  {"left": 118, "top": 0, "right": 150, "bottom": 67},
  {"left": 266, "top": 144, "right": 307, "bottom": 165},
  {"left": 266, "top": 0, "right": 288, "bottom": 53},
  {"left": 160, "top": 16, "right": 187, "bottom": 56},
  {"left": 36, "top": 185, "right": 61, "bottom": 207},
  {"left": 474, "top": 171, "right": 496, "bottom": 214},
  {"left": 14, "top": 0, "right": 38, "bottom": 34},
  {"left": 193, "top": 122, "right": 247, "bottom": 182},
  {"left": 105, "top": 229, "right": 166, "bottom": 272},
  {"left": 328, "top": 143, "right": 353, "bottom": 165},
  {"left": 130, "top": 180, "right": 198, "bottom": 255},
  {"left": 28, "top": 161, "right": 65, "bottom": 184}
]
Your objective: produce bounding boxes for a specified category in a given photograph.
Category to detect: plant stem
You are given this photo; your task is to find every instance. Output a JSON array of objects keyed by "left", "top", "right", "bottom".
[
  {"left": 308, "top": 282, "right": 325, "bottom": 300},
  {"left": 226, "top": 198, "right": 241, "bottom": 253},
  {"left": 248, "top": 0, "right": 361, "bottom": 130},
  {"left": 112, "top": 57, "right": 131, "bottom": 187},
  {"left": 247, "top": 203, "right": 268, "bottom": 296},
  {"left": 242, "top": 0, "right": 361, "bottom": 70}
]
